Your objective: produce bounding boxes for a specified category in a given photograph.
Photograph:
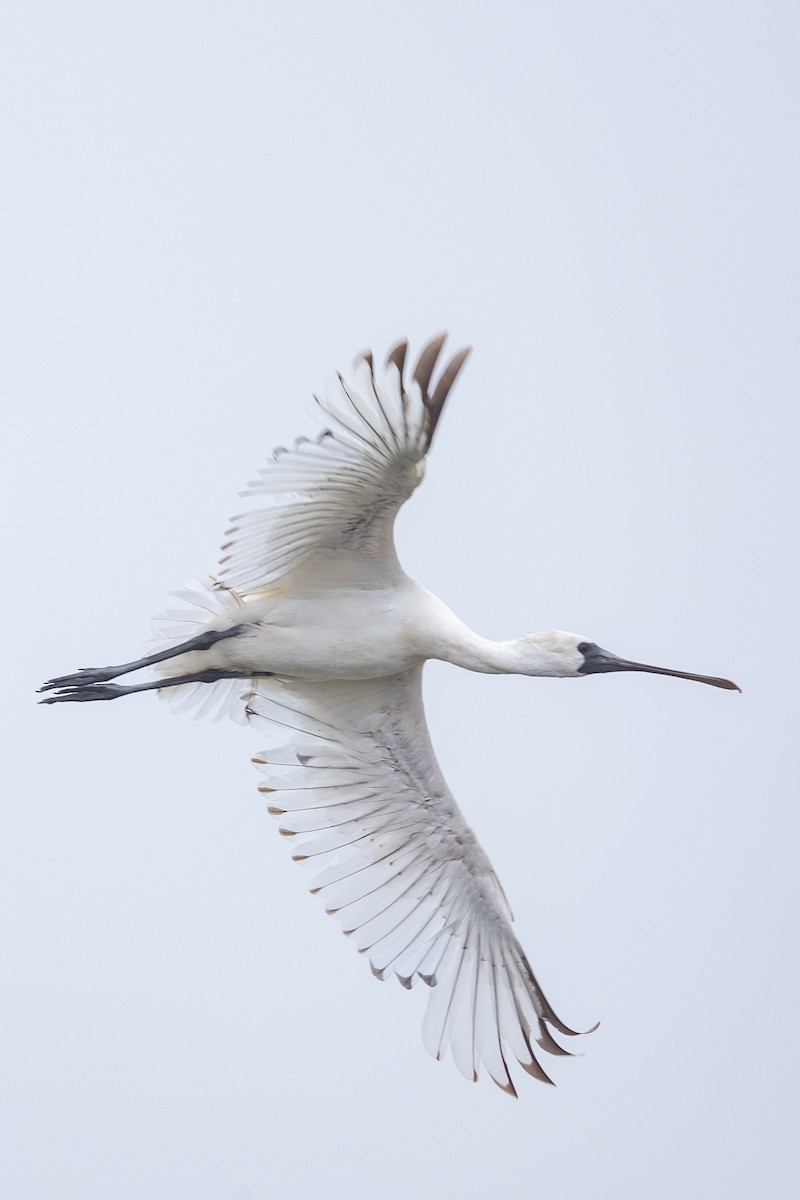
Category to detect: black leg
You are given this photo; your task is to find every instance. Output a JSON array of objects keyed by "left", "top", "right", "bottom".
[
  {"left": 39, "top": 668, "right": 269, "bottom": 704},
  {"left": 38, "top": 624, "right": 251, "bottom": 694}
]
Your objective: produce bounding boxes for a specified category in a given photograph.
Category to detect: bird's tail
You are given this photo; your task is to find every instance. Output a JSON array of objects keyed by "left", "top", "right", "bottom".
[{"left": 149, "top": 577, "right": 256, "bottom": 725}]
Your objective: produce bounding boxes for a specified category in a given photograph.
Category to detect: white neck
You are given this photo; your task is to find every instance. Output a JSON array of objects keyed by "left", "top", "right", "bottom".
[
  {"left": 414, "top": 591, "right": 584, "bottom": 679},
  {"left": 436, "top": 625, "right": 583, "bottom": 679}
]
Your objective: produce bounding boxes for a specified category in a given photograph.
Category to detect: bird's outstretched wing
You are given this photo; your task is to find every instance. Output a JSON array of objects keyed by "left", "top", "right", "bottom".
[
  {"left": 216, "top": 334, "right": 471, "bottom": 595},
  {"left": 249, "top": 669, "right": 591, "bottom": 1094}
]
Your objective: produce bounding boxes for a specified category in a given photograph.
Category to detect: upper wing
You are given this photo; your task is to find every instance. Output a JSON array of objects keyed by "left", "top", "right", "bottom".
[
  {"left": 217, "top": 334, "right": 471, "bottom": 596},
  {"left": 249, "top": 669, "right": 592, "bottom": 1094}
]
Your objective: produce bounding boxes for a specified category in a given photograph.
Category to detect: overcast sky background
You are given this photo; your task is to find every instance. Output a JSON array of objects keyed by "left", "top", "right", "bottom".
[{"left": 3, "top": 3, "right": 798, "bottom": 1198}]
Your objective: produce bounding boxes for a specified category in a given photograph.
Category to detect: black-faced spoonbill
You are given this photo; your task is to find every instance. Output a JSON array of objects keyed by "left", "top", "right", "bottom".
[{"left": 40, "top": 335, "right": 739, "bottom": 1093}]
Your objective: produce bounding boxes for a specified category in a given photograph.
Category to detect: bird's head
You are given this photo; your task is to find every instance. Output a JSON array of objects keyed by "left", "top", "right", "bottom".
[{"left": 515, "top": 631, "right": 740, "bottom": 691}]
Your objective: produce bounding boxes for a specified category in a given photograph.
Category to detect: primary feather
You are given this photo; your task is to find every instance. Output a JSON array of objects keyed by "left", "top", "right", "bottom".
[{"left": 216, "top": 334, "right": 470, "bottom": 595}]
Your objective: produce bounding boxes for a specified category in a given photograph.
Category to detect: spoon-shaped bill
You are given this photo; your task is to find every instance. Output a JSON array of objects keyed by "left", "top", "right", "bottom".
[{"left": 578, "top": 643, "right": 740, "bottom": 692}]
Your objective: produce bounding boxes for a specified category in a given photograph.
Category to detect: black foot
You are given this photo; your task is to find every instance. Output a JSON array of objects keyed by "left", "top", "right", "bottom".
[
  {"left": 39, "top": 666, "right": 271, "bottom": 706},
  {"left": 39, "top": 667, "right": 119, "bottom": 693},
  {"left": 38, "top": 623, "right": 253, "bottom": 694},
  {"left": 39, "top": 684, "right": 128, "bottom": 704}
]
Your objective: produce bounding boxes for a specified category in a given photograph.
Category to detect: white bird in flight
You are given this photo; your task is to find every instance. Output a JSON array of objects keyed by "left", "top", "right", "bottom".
[{"left": 40, "top": 335, "right": 739, "bottom": 1095}]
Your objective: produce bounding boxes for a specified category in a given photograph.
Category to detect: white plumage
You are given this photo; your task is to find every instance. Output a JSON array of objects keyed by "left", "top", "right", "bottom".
[{"left": 41, "top": 334, "right": 738, "bottom": 1095}]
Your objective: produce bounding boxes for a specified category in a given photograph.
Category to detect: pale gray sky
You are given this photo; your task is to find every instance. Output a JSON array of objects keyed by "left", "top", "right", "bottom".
[{"left": 3, "top": 2, "right": 798, "bottom": 1198}]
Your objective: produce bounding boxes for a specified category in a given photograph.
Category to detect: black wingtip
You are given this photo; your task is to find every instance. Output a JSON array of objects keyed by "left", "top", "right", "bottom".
[
  {"left": 426, "top": 345, "right": 472, "bottom": 441},
  {"left": 385, "top": 339, "right": 408, "bottom": 382},
  {"left": 412, "top": 332, "right": 448, "bottom": 398}
]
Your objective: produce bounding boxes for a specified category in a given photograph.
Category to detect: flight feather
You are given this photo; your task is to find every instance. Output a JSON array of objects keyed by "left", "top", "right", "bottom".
[
  {"left": 249, "top": 670, "right": 585, "bottom": 1094},
  {"left": 216, "top": 335, "right": 471, "bottom": 595}
]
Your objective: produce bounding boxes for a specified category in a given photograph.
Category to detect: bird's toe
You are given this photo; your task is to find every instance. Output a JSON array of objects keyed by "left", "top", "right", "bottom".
[{"left": 39, "top": 683, "right": 123, "bottom": 704}]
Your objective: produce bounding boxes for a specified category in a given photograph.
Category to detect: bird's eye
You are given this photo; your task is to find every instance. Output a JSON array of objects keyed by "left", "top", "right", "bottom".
[{"left": 577, "top": 642, "right": 596, "bottom": 656}]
